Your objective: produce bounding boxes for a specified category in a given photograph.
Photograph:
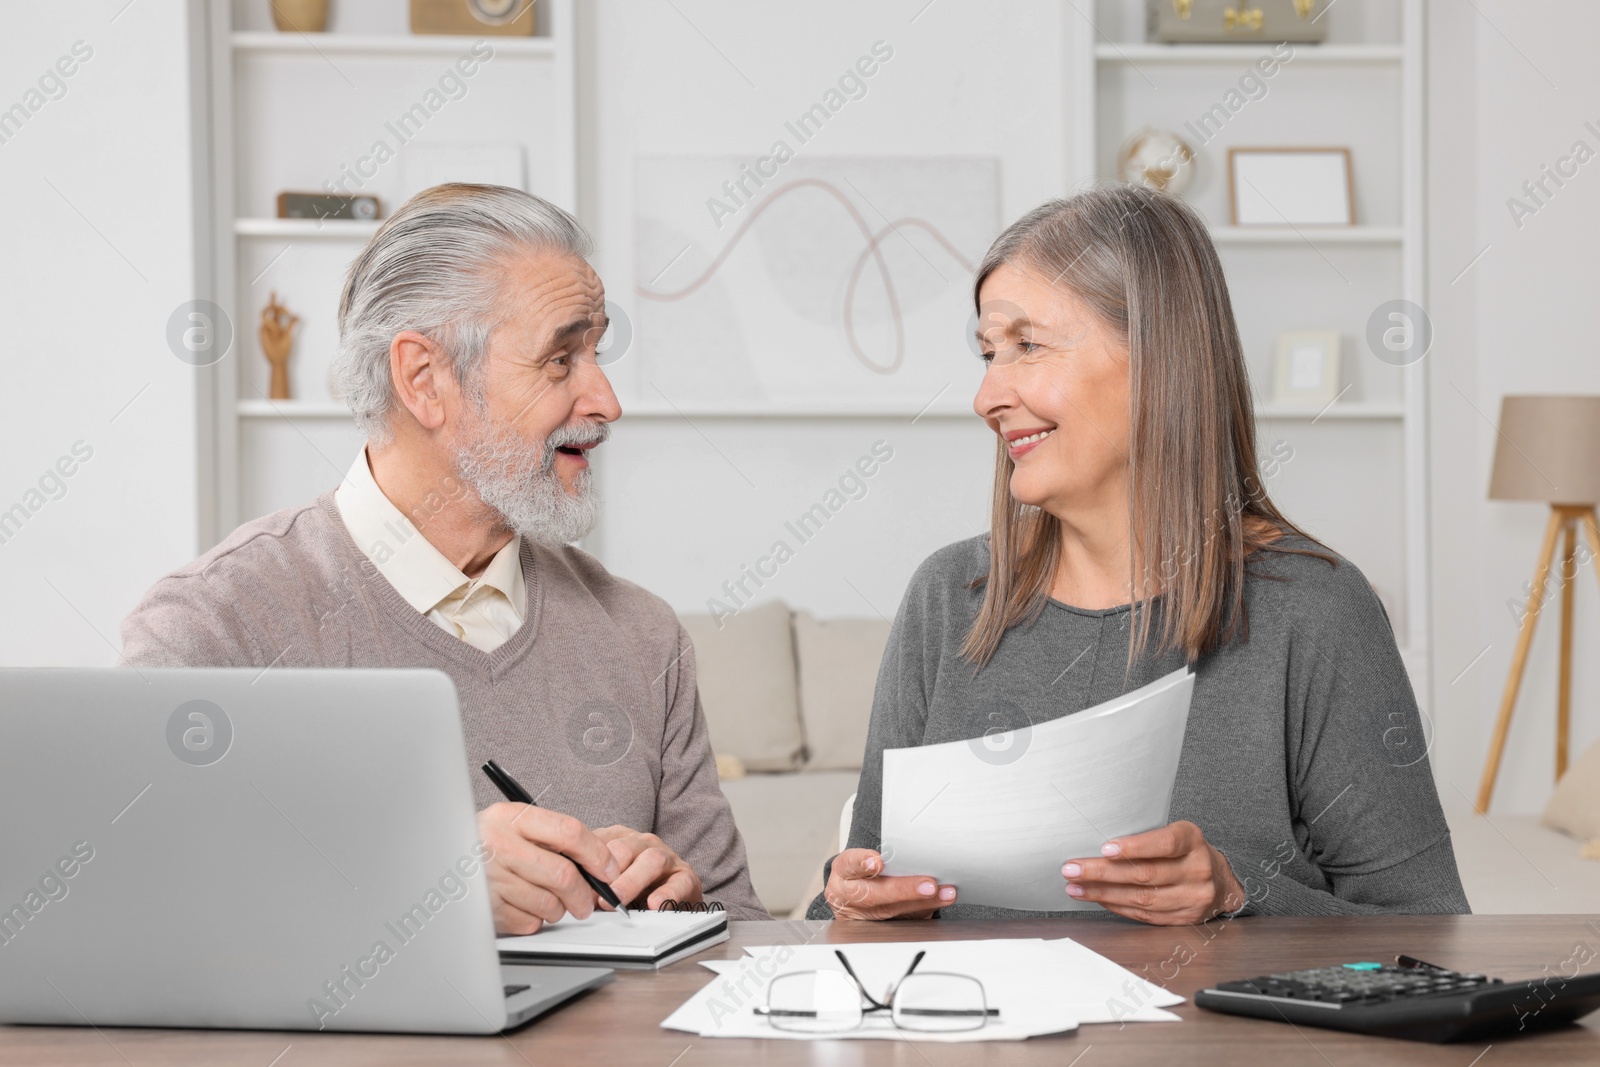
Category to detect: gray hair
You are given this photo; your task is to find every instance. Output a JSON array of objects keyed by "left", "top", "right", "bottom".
[{"left": 333, "top": 183, "right": 595, "bottom": 443}]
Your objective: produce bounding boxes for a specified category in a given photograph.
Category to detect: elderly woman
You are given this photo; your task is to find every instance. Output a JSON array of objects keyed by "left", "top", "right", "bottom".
[{"left": 809, "top": 184, "right": 1468, "bottom": 925}]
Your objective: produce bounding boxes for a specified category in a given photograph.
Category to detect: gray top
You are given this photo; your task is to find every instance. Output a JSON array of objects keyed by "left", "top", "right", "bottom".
[{"left": 807, "top": 533, "right": 1469, "bottom": 920}]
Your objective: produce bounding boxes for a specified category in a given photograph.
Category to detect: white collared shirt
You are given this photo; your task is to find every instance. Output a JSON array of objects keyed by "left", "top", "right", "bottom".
[{"left": 334, "top": 448, "right": 525, "bottom": 653}]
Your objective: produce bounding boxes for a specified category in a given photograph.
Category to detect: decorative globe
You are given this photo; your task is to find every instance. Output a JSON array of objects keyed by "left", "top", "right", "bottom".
[{"left": 1116, "top": 127, "right": 1197, "bottom": 196}]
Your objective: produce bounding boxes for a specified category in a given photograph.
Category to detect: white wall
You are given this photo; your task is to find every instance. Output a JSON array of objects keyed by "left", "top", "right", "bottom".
[
  {"left": 1427, "top": 0, "right": 1600, "bottom": 813},
  {"left": 578, "top": 0, "right": 1069, "bottom": 621},
  {"left": 0, "top": 1, "right": 205, "bottom": 666}
]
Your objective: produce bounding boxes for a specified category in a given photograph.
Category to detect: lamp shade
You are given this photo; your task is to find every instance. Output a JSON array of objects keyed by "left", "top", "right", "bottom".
[{"left": 1488, "top": 395, "right": 1600, "bottom": 505}]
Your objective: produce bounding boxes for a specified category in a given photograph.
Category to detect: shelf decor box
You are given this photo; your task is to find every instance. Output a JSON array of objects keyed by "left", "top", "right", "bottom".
[
  {"left": 410, "top": 0, "right": 536, "bottom": 36},
  {"left": 1147, "top": 0, "right": 1330, "bottom": 44}
]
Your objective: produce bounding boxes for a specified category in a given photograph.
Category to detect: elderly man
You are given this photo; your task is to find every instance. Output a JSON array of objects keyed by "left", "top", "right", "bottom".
[{"left": 121, "top": 183, "right": 766, "bottom": 928}]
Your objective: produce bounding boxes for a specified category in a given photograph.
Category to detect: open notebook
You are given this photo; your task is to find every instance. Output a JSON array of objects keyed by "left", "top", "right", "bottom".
[{"left": 497, "top": 910, "right": 729, "bottom": 970}]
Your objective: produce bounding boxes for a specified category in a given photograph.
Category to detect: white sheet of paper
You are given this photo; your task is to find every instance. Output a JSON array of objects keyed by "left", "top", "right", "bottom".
[
  {"left": 662, "top": 938, "right": 1183, "bottom": 1040},
  {"left": 880, "top": 667, "right": 1195, "bottom": 911}
]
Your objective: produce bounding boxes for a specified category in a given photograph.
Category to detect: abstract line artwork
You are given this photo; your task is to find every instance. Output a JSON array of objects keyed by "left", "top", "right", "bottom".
[{"left": 634, "top": 156, "right": 1001, "bottom": 406}]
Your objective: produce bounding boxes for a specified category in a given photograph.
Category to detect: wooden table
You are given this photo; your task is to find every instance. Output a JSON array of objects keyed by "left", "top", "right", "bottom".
[{"left": 6, "top": 915, "right": 1600, "bottom": 1065}]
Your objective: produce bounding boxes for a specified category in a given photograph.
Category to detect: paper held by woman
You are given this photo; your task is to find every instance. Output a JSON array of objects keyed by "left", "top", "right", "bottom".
[{"left": 880, "top": 667, "right": 1195, "bottom": 911}]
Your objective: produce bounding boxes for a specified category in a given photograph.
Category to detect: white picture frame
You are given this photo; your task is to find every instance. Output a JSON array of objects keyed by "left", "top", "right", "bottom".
[
  {"left": 1273, "top": 331, "right": 1342, "bottom": 406},
  {"left": 1229, "top": 148, "right": 1355, "bottom": 226}
]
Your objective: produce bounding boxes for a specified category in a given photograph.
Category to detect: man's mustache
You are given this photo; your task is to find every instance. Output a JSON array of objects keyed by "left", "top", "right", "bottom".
[{"left": 540, "top": 421, "right": 610, "bottom": 473}]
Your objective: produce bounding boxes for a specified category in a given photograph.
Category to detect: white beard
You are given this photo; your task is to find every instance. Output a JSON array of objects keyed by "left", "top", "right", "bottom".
[{"left": 451, "top": 408, "right": 606, "bottom": 548}]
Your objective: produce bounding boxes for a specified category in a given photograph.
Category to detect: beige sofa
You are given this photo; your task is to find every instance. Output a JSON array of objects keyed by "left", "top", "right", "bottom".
[{"left": 678, "top": 600, "right": 888, "bottom": 917}]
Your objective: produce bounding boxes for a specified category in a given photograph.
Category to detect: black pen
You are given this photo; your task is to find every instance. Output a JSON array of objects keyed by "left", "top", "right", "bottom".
[
  {"left": 1396, "top": 955, "right": 1446, "bottom": 972},
  {"left": 481, "top": 760, "right": 630, "bottom": 918}
]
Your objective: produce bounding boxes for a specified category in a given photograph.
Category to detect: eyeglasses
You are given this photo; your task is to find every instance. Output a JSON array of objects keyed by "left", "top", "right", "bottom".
[{"left": 752, "top": 949, "right": 1000, "bottom": 1034}]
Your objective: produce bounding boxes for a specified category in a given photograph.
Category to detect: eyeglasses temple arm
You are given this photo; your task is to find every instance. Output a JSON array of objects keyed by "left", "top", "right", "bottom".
[
  {"left": 885, "top": 949, "right": 930, "bottom": 1004},
  {"left": 834, "top": 950, "right": 890, "bottom": 1011}
]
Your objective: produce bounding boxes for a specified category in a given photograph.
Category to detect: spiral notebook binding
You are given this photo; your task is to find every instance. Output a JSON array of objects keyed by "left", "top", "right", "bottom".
[{"left": 655, "top": 900, "right": 724, "bottom": 913}]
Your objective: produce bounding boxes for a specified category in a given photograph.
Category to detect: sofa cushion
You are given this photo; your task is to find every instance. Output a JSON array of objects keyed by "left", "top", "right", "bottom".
[
  {"left": 793, "top": 611, "right": 891, "bottom": 770},
  {"left": 1541, "top": 736, "right": 1600, "bottom": 843},
  {"left": 679, "top": 600, "right": 805, "bottom": 772},
  {"left": 719, "top": 770, "right": 861, "bottom": 916}
]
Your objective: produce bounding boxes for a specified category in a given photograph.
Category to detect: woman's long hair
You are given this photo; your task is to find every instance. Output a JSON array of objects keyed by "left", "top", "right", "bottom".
[{"left": 961, "top": 182, "right": 1334, "bottom": 670}]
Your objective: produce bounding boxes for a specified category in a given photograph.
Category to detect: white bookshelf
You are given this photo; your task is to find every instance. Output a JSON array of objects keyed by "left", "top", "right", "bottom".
[
  {"left": 1094, "top": 43, "right": 1404, "bottom": 64},
  {"left": 233, "top": 218, "right": 381, "bottom": 239},
  {"left": 231, "top": 30, "right": 559, "bottom": 57},
  {"left": 199, "top": 1, "right": 1429, "bottom": 701},
  {"left": 1076, "top": 1, "right": 1430, "bottom": 698},
  {"left": 202, "top": 0, "right": 578, "bottom": 536}
]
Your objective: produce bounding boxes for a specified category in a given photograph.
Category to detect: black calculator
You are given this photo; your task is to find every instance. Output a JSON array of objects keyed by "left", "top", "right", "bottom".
[{"left": 1195, "top": 956, "right": 1600, "bottom": 1043}]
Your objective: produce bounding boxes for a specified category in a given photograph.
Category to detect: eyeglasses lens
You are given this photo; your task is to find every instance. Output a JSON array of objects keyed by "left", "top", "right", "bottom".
[{"left": 763, "top": 970, "right": 864, "bottom": 1034}]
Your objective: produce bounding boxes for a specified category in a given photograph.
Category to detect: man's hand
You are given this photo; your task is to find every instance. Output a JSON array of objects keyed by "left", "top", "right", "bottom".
[
  {"left": 594, "top": 826, "right": 702, "bottom": 911},
  {"left": 1061, "top": 820, "right": 1245, "bottom": 925},
  {"left": 823, "top": 848, "right": 956, "bottom": 920},
  {"left": 477, "top": 802, "right": 622, "bottom": 935}
]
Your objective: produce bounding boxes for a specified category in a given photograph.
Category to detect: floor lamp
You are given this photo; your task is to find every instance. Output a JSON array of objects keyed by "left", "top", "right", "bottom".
[{"left": 1475, "top": 395, "right": 1600, "bottom": 814}]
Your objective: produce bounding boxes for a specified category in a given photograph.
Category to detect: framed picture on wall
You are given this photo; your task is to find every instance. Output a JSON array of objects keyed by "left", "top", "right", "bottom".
[
  {"left": 1273, "top": 331, "right": 1342, "bottom": 406},
  {"left": 1228, "top": 147, "right": 1355, "bottom": 226}
]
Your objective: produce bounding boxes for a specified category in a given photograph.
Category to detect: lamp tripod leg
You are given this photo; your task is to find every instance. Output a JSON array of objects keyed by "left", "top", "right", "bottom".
[
  {"left": 1557, "top": 518, "right": 1576, "bottom": 780},
  {"left": 1583, "top": 509, "right": 1600, "bottom": 599},
  {"left": 1476, "top": 508, "right": 1564, "bottom": 814}
]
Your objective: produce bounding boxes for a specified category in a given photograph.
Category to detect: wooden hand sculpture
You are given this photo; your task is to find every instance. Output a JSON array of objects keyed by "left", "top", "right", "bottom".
[{"left": 260, "top": 292, "right": 300, "bottom": 400}]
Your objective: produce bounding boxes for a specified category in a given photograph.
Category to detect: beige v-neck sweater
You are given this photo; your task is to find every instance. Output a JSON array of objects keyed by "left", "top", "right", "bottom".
[{"left": 120, "top": 492, "right": 766, "bottom": 919}]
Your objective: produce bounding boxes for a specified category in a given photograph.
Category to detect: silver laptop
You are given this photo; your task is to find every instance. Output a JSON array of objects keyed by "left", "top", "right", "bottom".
[{"left": 0, "top": 668, "right": 610, "bottom": 1034}]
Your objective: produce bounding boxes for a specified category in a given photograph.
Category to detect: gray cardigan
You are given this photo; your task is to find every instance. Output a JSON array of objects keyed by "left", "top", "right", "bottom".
[{"left": 807, "top": 533, "right": 1469, "bottom": 920}]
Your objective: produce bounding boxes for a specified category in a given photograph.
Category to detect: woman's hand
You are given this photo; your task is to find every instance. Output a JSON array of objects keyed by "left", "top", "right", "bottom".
[
  {"left": 1061, "top": 820, "right": 1245, "bottom": 925},
  {"left": 824, "top": 848, "right": 957, "bottom": 920}
]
